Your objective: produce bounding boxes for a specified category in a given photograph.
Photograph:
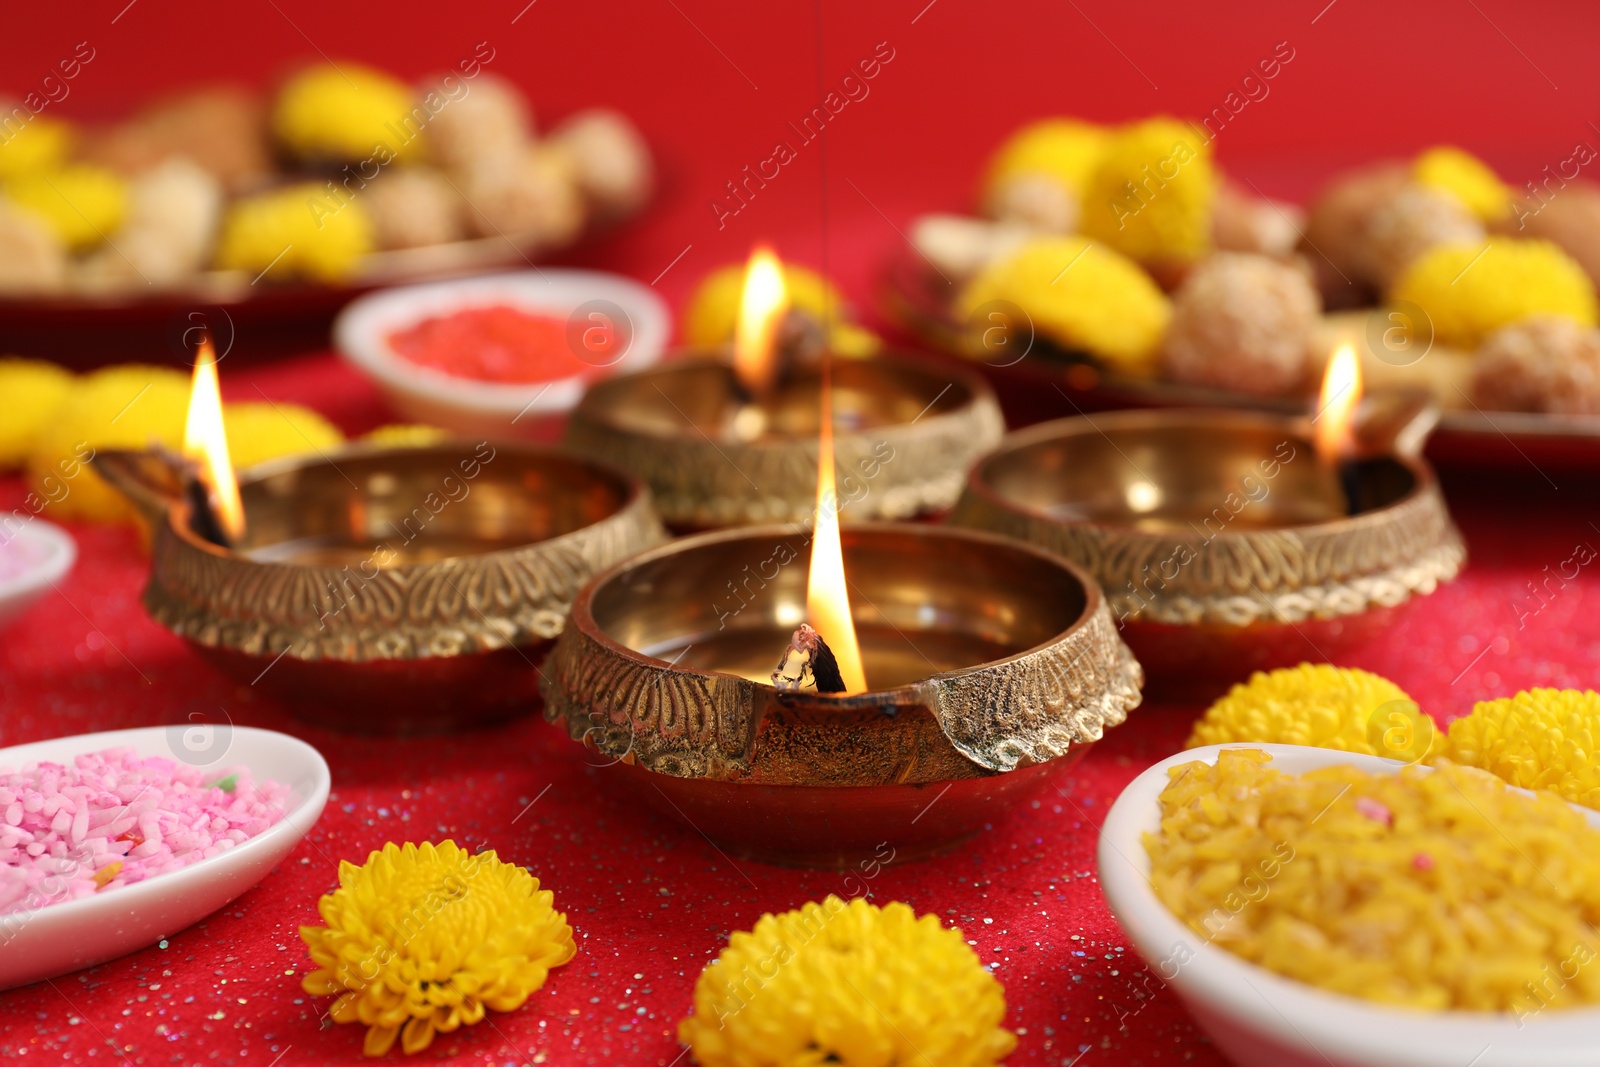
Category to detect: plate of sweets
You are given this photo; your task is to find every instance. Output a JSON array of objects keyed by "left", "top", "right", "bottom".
[
  {"left": 0, "top": 57, "right": 654, "bottom": 357},
  {"left": 886, "top": 114, "right": 1600, "bottom": 468}
]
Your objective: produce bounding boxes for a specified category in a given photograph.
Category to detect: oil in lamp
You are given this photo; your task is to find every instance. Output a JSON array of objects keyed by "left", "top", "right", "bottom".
[
  {"left": 949, "top": 343, "right": 1465, "bottom": 695},
  {"left": 563, "top": 246, "right": 1004, "bottom": 528},
  {"left": 541, "top": 311, "right": 1144, "bottom": 867},
  {"left": 91, "top": 339, "right": 665, "bottom": 732}
]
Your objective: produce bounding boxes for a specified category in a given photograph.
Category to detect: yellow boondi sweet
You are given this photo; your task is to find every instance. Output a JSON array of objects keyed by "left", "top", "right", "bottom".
[
  {"left": 1443, "top": 689, "right": 1600, "bottom": 809},
  {"left": 7, "top": 165, "right": 127, "bottom": 249},
  {"left": 0, "top": 115, "right": 73, "bottom": 179},
  {"left": 1390, "top": 239, "right": 1597, "bottom": 348},
  {"left": 273, "top": 63, "right": 423, "bottom": 163},
  {"left": 1147, "top": 749, "right": 1600, "bottom": 1013},
  {"left": 0, "top": 357, "right": 74, "bottom": 469},
  {"left": 216, "top": 183, "right": 374, "bottom": 282},
  {"left": 681, "top": 260, "right": 877, "bottom": 355},
  {"left": 28, "top": 364, "right": 190, "bottom": 523},
  {"left": 300, "top": 841, "right": 575, "bottom": 1057},
  {"left": 1186, "top": 663, "right": 1435, "bottom": 762},
  {"left": 981, "top": 118, "right": 1107, "bottom": 199},
  {"left": 957, "top": 235, "right": 1170, "bottom": 371},
  {"left": 1413, "top": 146, "right": 1510, "bottom": 223},
  {"left": 1080, "top": 116, "right": 1215, "bottom": 265},
  {"left": 222, "top": 402, "right": 343, "bottom": 470},
  {"left": 362, "top": 424, "right": 449, "bottom": 447},
  {"left": 678, "top": 896, "right": 1015, "bottom": 1067}
]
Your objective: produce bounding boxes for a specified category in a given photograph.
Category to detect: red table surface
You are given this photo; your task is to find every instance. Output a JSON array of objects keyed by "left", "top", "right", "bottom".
[
  {"left": 2, "top": 351, "right": 1599, "bottom": 1067},
  {"left": 7, "top": 0, "right": 1600, "bottom": 1061}
]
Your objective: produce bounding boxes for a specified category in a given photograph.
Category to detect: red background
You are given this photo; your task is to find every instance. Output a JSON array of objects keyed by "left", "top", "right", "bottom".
[{"left": 4, "top": 2, "right": 1600, "bottom": 1065}]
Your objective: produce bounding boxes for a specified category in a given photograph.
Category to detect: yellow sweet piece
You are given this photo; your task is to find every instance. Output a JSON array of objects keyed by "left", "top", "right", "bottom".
[
  {"left": 1081, "top": 116, "right": 1216, "bottom": 264},
  {"left": 1414, "top": 146, "right": 1511, "bottom": 223},
  {"left": 215, "top": 183, "right": 374, "bottom": 282},
  {"left": 1186, "top": 663, "right": 1435, "bottom": 760},
  {"left": 1390, "top": 239, "right": 1597, "bottom": 348},
  {"left": 7, "top": 165, "right": 127, "bottom": 249},
  {"left": 362, "top": 424, "right": 448, "bottom": 447},
  {"left": 981, "top": 118, "right": 1107, "bottom": 199},
  {"left": 0, "top": 357, "right": 74, "bottom": 469},
  {"left": 28, "top": 364, "right": 190, "bottom": 523},
  {"left": 956, "top": 234, "right": 1170, "bottom": 371},
  {"left": 681, "top": 260, "right": 877, "bottom": 354},
  {"left": 0, "top": 115, "right": 73, "bottom": 179},
  {"left": 1443, "top": 689, "right": 1600, "bottom": 809},
  {"left": 222, "top": 402, "right": 343, "bottom": 470},
  {"left": 272, "top": 63, "right": 423, "bottom": 163},
  {"left": 679, "top": 895, "right": 1016, "bottom": 1067}
]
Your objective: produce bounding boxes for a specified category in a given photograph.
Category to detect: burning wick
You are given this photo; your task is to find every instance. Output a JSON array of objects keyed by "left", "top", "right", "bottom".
[
  {"left": 182, "top": 337, "right": 245, "bottom": 547},
  {"left": 771, "top": 623, "right": 849, "bottom": 694},
  {"left": 732, "top": 245, "right": 788, "bottom": 404},
  {"left": 1315, "top": 342, "right": 1363, "bottom": 515}
]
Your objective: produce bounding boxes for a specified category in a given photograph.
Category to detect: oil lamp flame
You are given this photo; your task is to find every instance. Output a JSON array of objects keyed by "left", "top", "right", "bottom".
[
  {"left": 804, "top": 381, "right": 869, "bottom": 695},
  {"left": 1315, "top": 342, "right": 1362, "bottom": 465},
  {"left": 733, "top": 245, "right": 788, "bottom": 396},
  {"left": 183, "top": 341, "right": 245, "bottom": 541}
]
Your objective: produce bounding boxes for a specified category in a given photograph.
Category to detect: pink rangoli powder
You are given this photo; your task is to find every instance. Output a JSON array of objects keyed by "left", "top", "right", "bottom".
[{"left": 0, "top": 747, "right": 290, "bottom": 916}]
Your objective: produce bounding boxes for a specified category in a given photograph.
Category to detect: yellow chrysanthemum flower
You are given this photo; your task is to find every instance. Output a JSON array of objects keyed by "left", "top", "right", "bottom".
[
  {"left": 1442, "top": 689, "right": 1600, "bottom": 809},
  {"left": 1081, "top": 116, "right": 1215, "bottom": 265},
  {"left": 363, "top": 424, "right": 449, "bottom": 447},
  {"left": 28, "top": 364, "right": 190, "bottom": 523},
  {"left": 216, "top": 183, "right": 374, "bottom": 282},
  {"left": 956, "top": 235, "right": 1170, "bottom": 371},
  {"left": 0, "top": 115, "right": 73, "bottom": 179},
  {"left": 1187, "top": 663, "right": 1438, "bottom": 761},
  {"left": 1413, "top": 146, "right": 1510, "bottom": 223},
  {"left": 679, "top": 896, "right": 1015, "bottom": 1067},
  {"left": 981, "top": 118, "right": 1108, "bottom": 200},
  {"left": 301, "top": 841, "right": 576, "bottom": 1058},
  {"left": 1390, "top": 239, "right": 1598, "bottom": 348},
  {"left": 0, "top": 357, "right": 74, "bottom": 469},
  {"left": 273, "top": 63, "right": 424, "bottom": 163},
  {"left": 222, "top": 402, "right": 343, "bottom": 470},
  {"left": 7, "top": 165, "right": 127, "bottom": 249},
  {"left": 680, "top": 261, "right": 879, "bottom": 355}
]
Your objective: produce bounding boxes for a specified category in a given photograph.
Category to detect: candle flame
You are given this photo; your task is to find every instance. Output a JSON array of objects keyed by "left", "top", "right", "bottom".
[
  {"left": 805, "top": 383, "right": 869, "bottom": 694},
  {"left": 1315, "top": 342, "right": 1362, "bottom": 464},
  {"left": 183, "top": 341, "right": 245, "bottom": 541},
  {"left": 733, "top": 245, "right": 788, "bottom": 396}
]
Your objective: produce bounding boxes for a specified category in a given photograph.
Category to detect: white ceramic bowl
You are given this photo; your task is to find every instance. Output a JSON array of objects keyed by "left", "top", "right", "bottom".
[
  {"left": 334, "top": 269, "right": 670, "bottom": 436},
  {"left": 0, "top": 725, "right": 330, "bottom": 990},
  {"left": 1100, "top": 743, "right": 1600, "bottom": 1067},
  {"left": 0, "top": 519, "right": 75, "bottom": 632}
]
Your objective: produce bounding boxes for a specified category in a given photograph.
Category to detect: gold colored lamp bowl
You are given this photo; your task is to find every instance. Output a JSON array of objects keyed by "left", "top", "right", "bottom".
[
  {"left": 95, "top": 442, "right": 666, "bottom": 733},
  {"left": 561, "top": 350, "right": 1005, "bottom": 529},
  {"left": 948, "top": 408, "right": 1466, "bottom": 698},
  {"left": 540, "top": 523, "right": 1144, "bottom": 868}
]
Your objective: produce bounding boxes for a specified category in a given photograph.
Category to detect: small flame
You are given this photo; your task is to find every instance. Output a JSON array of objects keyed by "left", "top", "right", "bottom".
[
  {"left": 805, "top": 383, "right": 869, "bottom": 694},
  {"left": 183, "top": 341, "right": 245, "bottom": 541},
  {"left": 1315, "top": 343, "right": 1362, "bottom": 464},
  {"left": 733, "top": 245, "right": 788, "bottom": 396}
]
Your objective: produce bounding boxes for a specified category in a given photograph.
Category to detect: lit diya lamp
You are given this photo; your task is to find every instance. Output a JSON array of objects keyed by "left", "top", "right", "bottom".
[
  {"left": 949, "top": 343, "right": 1465, "bottom": 696},
  {"left": 542, "top": 332, "right": 1143, "bottom": 868},
  {"left": 563, "top": 246, "right": 1004, "bottom": 528},
  {"left": 92, "top": 339, "right": 665, "bottom": 732}
]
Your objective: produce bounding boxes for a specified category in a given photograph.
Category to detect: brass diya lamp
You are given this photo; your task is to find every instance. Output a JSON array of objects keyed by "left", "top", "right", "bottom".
[
  {"left": 948, "top": 345, "right": 1466, "bottom": 696},
  {"left": 563, "top": 247, "right": 1004, "bottom": 528},
  {"left": 542, "top": 332, "right": 1143, "bottom": 868},
  {"left": 94, "top": 343, "right": 665, "bottom": 732}
]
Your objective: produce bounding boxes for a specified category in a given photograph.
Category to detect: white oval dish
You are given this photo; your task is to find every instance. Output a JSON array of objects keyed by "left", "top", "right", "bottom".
[
  {"left": 334, "top": 269, "right": 670, "bottom": 436},
  {"left": 0, "top": 519, "right": 76, "bottom": 632},
  {"left": 0, "top": 725, "right": 330, "bottom": 991},
  {"left": 1099, "top": 743, "right": 1600, "bottom": 1067}
]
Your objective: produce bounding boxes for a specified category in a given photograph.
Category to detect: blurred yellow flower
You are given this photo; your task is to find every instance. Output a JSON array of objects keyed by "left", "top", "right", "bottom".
[
  {"left": 1391, "top": 239, "right": 1597, "bottom": 348},
  {"left": 679, "top": 896, "right": 1015, "bottom": 1067},
  {"left": 301, "top": 841, "right": 575, "bottom": 1057}
]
